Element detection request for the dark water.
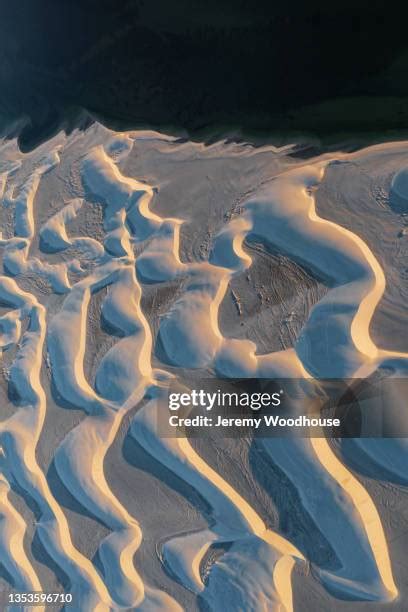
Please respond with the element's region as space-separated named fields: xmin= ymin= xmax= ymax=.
xmin=1 ymin=0 xmax=407 ymax=150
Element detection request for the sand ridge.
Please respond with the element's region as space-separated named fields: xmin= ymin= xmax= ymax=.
xmin=0 ymin=125 xmax=407 ymax=609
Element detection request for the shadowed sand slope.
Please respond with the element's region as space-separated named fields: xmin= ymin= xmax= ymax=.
xmin=0 ymin=124 xmax=407 ymax=610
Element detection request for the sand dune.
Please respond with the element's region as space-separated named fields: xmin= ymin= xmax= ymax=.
xmin=0 ymin=123 xmax=407 ymax=610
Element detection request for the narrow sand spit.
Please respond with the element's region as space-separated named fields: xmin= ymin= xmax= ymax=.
xmin=0 ymin=124 xmax=407 ymax=610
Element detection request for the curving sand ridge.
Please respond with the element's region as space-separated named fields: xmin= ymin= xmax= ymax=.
xmin=39 ymin=134 xmax=306 ymax=610
xmin=46 ymin=148 xmax=182 ymax=608
xmin=82 ymin=145 xmax=161 ymax=242
xmin=0 ymin=475 xmax=43 ymax=610
xmin=241 ymin=163 xmax=384 ymax=376
xmin=0 ymin=133 xmax=182 ymax=609
xmin=0 ymin=124 xmax=407 ymax=609
xmin=7 ymin=150 xmax=60 ymax=241
xmin=132 ymin=391 xmax=303 ymax=610
xmin=0 ymin=279 xmax=112 ymax=610
xmin=49 ymin=281 xmax=149 ymax=605
xmin=39 ymin=197 xmax=105 ymax=262
xmin=0 ymin=149 xmax=97 ymax=295
xmin=149 ymin=157 xmax=403 ymax=603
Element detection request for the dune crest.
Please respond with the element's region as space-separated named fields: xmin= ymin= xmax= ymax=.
xmin=0 ymin=124 xmax=407 ymax=609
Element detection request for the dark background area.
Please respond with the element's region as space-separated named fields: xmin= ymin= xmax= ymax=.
xmin=1 ymin=0 xmax=407 ymax=149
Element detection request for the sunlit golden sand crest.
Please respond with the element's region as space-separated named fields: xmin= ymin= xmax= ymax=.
xmin=0 ymin=124 xmax=406 ymax=609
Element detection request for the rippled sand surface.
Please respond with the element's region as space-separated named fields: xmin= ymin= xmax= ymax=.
xmin=0 ymin=124 xmax=407 ymax=610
